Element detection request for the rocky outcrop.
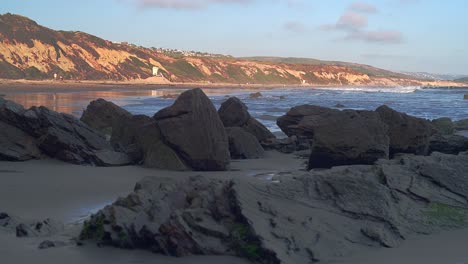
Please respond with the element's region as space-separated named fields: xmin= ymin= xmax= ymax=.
xmin=431 ymin=117 xmax=454 ymax=135
xmin=278 ymin=105 xmax=389 ymax=168
xmin=0 ymin=121 xmax=41 ymax=161
xmin=430 ymin=134 xmax=468 ymax=154
xmin=111 ymin=115 xmax=188 ymax=170
xmin=454 ymin=119 xmax=468 ymax=131
xmin=376 ymin=105 xmax=435 ymax=156
xmin=226 ymin=127 xmax=265 ymax=159
xmin=154 ymin=88 xmax=230 ymax=171
xmin=218 ymin=97 xmax=275 ymax=142
xmin=82 ymin=152 xmax=468 ymax=263
xmin=0 ymin=98 xmax=130 ymax=166
xmin=81 ymin=99 xmax=132 ymax=135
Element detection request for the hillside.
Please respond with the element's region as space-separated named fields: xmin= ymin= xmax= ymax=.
xmin=455 ymin=77 xmax=468 ymax=83
xmin=0 ymin=13 xmax=461 ymax=86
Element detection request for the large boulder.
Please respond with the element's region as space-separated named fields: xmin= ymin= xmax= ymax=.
xmin=278 ymin=105 xmax=389 ymax=168
xmin=218 ymin=97 xmax=275 ymax=142
xmin=376 ymin=105 xmax=435 ymax=156
xmin=111 ymin=115 xmax=188 ymax=170
xmin=0 ymin=98 xmax=129 ymax=166
xmin=82 ymin=153 xmax=468 ymax=263
xmin=226 ymin=127 xmax=265 ymax=159
xmin=0 ymin=121 xmax=41 ymax=161
xmin=154 ymin=88 xmax=230 ymax=171
xmin=431 ymin=117 xmax=454 ymax=135
xmin=429 ymin=134 xmax=468 ymax=154
xmin=81 ymin=99 xmax=132 ymax=135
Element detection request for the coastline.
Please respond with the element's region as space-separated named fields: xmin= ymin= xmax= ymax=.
xmin=0 ymin=78 xmax=467 ymax=94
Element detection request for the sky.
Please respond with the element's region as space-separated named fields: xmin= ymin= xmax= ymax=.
xmin=1 ymin=0 xmax=468 ymax=74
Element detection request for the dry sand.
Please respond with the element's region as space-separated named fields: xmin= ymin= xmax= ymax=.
xmin=1 ymin=150 xmax=468 ymax=264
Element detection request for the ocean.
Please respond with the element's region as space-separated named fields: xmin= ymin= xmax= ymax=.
xmin=5 ymin=86 xmax=468 ymax=135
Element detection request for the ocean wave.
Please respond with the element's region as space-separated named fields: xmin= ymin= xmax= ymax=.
xmin=314 ymin=86 xmax=423 ymax=94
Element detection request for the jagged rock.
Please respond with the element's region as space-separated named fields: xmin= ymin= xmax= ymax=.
xmin=154 ymin=88 xmax=230 ymax=171
xmin=0 ymin=98 xmax=129 ymax=166
xmin=454 ymin=119 xmax=468 ymax=131
xmin=16 ymin=219 xmax=62 ymax=238
xmin=111 ymin=115 xmax=188 ymax=170
xmin=376 ymin=105 xmax=435 ymax=156
xmin=431 ymin=117 xmax=454 ymax=135
xmin=226 ymin=127 xmax=265 ymax=159
xmin=335 ymin=103 xmax=345 ymax=108
xmin=0 ymin=121 xmax=41 ymax=161
xmin=38 ymin=240 xmax=67 ymax=249
xmin=0 ymin=212 xmax=13 ymax=228
xmin=80 ymin=99 xmax=132 ymax=135
xmin=82 ymin=153 xmax=468 ymax=263
xmin=429 ymin=134 xmax=468 ymax=154
xmin=218 ymin=97 xmax=275 ymax=142
xmin=278 ymin=105 xmax=389 ymax=168
xmin=261 ymin=136 xmax=310 ymax=154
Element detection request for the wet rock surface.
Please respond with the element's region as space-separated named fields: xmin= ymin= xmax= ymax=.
xmin=81 ymin=152 xmax=468 ymax=263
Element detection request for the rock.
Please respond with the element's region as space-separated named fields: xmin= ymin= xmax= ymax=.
xmin=154 ymin=88 xmax=230 ymax=171
xmin=218 ymin=97 xmax=275 ymax=142
xmin=278 ymin=105 xmax=389 ymax=168
xmin=0 ymin=212 xmax=12 ymax=227
xmin=261 ymin=136 xmax=310 ymax=154
xmin=94 ymin=150 xmax=132 ymax=166
xmin=38 ymin=240 xmax=67 ymax=249
xmin=429 ymin=134 xmax=468 ymax=154
xmin=81 ymin=98 xmax=132 ymax=135
xmin=376 ymin=105 xmax=435 ymax=156
xmin=0 ymin=121 xmax=41 ymax=161
xmin=226 ymin=127 xmax=265 ymax=159
xmin=249 ymin=92 xmax=263 ymax=99
xmin=431 ymin=117 xmax=454 ymax=135
xmin=464 ymin=94 xmax=468 ymax=100
xmin=454 ymin=119 xmax=468 ymax=131
xmin=82 ymin=153 xmax=468 ymax=263
xmin=0 ymin=98 xmax=130 ymax=166
xmin=16 ymin=219 xmax=62 ymax=238
xmin=111 ymin=115 xmax=188 ymax=170
xmin=335 ymin=103 xmax=345 ymax=108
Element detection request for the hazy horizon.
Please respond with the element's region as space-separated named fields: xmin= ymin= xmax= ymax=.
xmin=1 ymin=0 xmax=467 ymax=75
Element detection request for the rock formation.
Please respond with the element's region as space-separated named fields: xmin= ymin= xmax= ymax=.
xmin=0 ymin=98 xmax=130 ymax=166
xmin=431 ymin=117 xmax=454 ymax=135
xmin=81 ymin=99 xmax=132 ymax=135
xmin=376 ymin=105 xmax=435 ymax=156
xmin=226 ymin=127 xmax=265 ymax=159
xmin=154 ymin=88 xmax=230 ymax=171
xmin=81 ymin=152 xmax=468 ymax=263
xmin=218 ymin=97 xmax=275 ymax=142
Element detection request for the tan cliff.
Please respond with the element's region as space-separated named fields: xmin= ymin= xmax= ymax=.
xmin=0 ymin=13 xmax=465 ymax=87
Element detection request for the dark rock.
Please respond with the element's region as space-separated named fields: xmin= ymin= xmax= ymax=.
xmin=82 ymin=153 xmax=468 ymax=263
xmin=249 ymin=92 xmax=263 ymax=99
xmin=81 ymin=98 xmax=132 ymax=135
xmin=154 ymin=88 xmax=230 ymax=171
xmin=431 ymin=117 xmax=454 ymax=135
xmin=429 ymin=134 xmax=468 ymax=154
xmin=278 ymin=105 xmax=389 ymax=168
xmin=38 ymin=240 xmax=56 ymax=249
xmin=0 ymin=121 xmax=41 ymax=161
xmin=218 ymin=97 xmax=275 ymax=142
xmin=226 ymin=127 xmax=264 ymax=159
xmin=454 ymin=119 xmax=468 ymax=131
xmin=261 ymin=136 xmax=310 ymax=154
xmin=464 ymin=94 xmax=468 ymax=100
xmin=0 ymin=98 xmax=130 ymax=166
xmin=111 ymin=115 xmax=188 ymax=170
xmin=15 ymin=219 xmax=62 ymax=238
xmin=0 ymin=212 xmax=12 ymax=228
xmin=335 ymin=103 xmax=345 ymax=108
xmin=376 ymin=105 xmax=435 ymax=156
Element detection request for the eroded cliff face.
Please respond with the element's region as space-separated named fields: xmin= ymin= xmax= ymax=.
xmin=0 ymin=13 xmax=458 ymax=86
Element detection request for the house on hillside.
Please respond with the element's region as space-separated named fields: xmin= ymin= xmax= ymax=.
xmin=152 ymin=66 xmax=159 ymax=76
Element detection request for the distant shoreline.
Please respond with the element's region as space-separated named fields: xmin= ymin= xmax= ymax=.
xmin=0 ymin=78 xmax=466 ymax=94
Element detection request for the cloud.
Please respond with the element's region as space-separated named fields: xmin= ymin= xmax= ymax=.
xmin=321 ymin=12 xmax=367 ymax=31
xmin=345 ymin=30 xmax=403 ymax=43
xmin=283 ymin=21 xmax=306 ymax=33
xmin=348 ymin=2 xmax=378 ymax=13
xmin=130 ymin=0 xmax=253 ymax=9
